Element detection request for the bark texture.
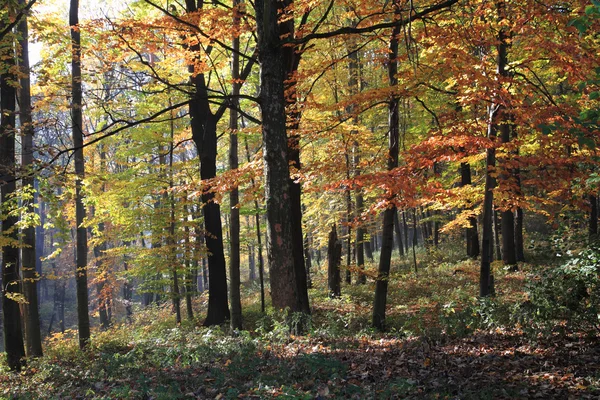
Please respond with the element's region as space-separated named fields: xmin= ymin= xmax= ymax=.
xmin=70 ymin=0 xmax=91 ymax=348
xmin=18 ymin=1 xmax=43 ymax=357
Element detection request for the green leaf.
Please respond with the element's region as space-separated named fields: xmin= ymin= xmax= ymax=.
xmin=590 ymin=91 xmax=600 ymax=100
xmin=585 ymin=5 xmax=596 ymax=15
xmin=578 ymin=135 xmax=596 ymax=150
xmin=538 ymin=123 xmax=553 ymax=135
xmin=569 ymin=17 xmax=589 ymax=34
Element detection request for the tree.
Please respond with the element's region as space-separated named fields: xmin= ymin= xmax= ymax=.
xmin=255 ymin=0 xmax=307 ymax=313
xmin=70 ymin=0 xmax=91 ymax=348
xmin=372 ymin=2 xmax=401 ymax=330
xmin=17 ymin=0 xmax=43 ymax=357
xmin=228 ymin=0 xmax=243 ymax=331
xmin=1 ymin=19 xmax=26 ymax=370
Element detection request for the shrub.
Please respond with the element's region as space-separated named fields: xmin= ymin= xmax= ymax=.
xmin=516 ymin=246 xmax=600 ymax=336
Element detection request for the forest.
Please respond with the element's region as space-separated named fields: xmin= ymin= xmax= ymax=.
xmin=1 ymin=0 xmax=600 ymax=397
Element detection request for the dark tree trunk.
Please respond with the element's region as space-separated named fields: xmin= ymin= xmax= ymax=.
xmin=167 ymin=114 xmax=181 ymax=326
xmin=500 ymin=122 xmax=516 ymax=266
xmin=70 ymin=0 xmax=91 ymax=349
xmin=18 ymin=2 xmax=43 ymax=357
xmin=94 ymin=227 xmax=110 ymax=329
xmin=513 ymin=133 xmax=525 ymax=262
xmin=481 ymin=0 xmax=509 ymax=297
xmin=283 ymin=25 xmax=311 ymax=317
xmin=590 ymin=195 xmax=598 ymax=238
xmin=256 ymin=0 xmax=306 ymax=313
xmin=494 ymin=208 xmax=502 ymax=261
xmin=35 ymin=191 xmax=45 ymax=302
xmin=364 ymin=233 xmax=373 ymax=261
xmin=327 ymin=225 xmax=342 ymax=298
xmin=460 ymin=162 xmax=480 ymax=258
xmin=229 ymin=5 xmax=243 ymax=330
xmin=412 ymin=209 xmax=418 ymax=275
xmin=93 ymin=148 xmax=110 ymax=330
xmin=122 ymin=252 xmax=133 ymax=322
xmin=373 ymin=10 xmax=400 ymax=331
xmin=1 ymin=37 xmax=26 ymax=370
xmin=183 ymin=203 xmax=194 ymax=321
xmin=304 ymin=234 xmax=313 ymax=289
xmin=480 ymin=144 xmax=496 ymax=297
xmin=184 ymin=0 xmax=230 ymax=326
xmin=402 ymin=211 xmax=410 ymax=253
xmin=515 ymin=207 xmax=525 ymax=261
xmin=345 ymin=189 xmax=353 ymax=285
xmin=394 ymin=211 xmax=404 ymax=256
xmin=244 ymin=138 xmax=266 ymax=313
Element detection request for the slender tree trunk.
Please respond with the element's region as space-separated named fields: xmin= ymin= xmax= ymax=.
xmin=500 ymin=125 xmax=516 ymax=266
xmin=412 ymin=209 xmax=418 ymax=275
xmin=244 ymin=138 xmax=266 ymax=313
xmin=590 ymin=194 xmax=598 ymax=238
xmin=513 ymin=133 xmax=525 ymax=262
xmin=494 ymin=208 xmax=502 ymax=261
xmin=481 ymin=0 xmax=510 ymax=296
xmin=35 ymin=189 xmax=45 ymax=302
xmin=93 ymin=146 xmax=110 ymax=330
xmin=122 ymin=242 xmax=133 ymax=322
xmin=402 ymin=211 xmax=410 ymax=253
xmin=364 ymin=233 xmax=374 ymax=261
xmin=228 ymin=3 xmax=243 ymax=330
xmin=515 ymin=207 xmax=525 ymax=261
xmin=1 ymin=35 xmax=25 ymax=370
xmin=70 ymin=0 xmax=91 ymax=349
xmin=184 ymin=0 xmax=230 ymax=326
xmin=373 ymin=9 xmax=400 ymax=331
xmin=168 ymin=117 xmax=181 ymax=325
xmin=304 ymin=234 xmax=313 ymax=289
xmin=394 ymin=211 xmax=404 ymax=256
xmin=18 ymin=3 xmax=42 ymax=357
xmin=327 ymin=225 xmax=342 ymax=298
xmin=460 ymin=162 xmax=480 ymax=258
xmin=345 ymin=187 xmax=353 ymax=284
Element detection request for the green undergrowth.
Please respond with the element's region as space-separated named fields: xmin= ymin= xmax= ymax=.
xmin=2 ymin=239 xmax=600 ymax=398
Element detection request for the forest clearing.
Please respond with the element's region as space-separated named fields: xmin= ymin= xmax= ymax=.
xmin=1 ymin=0 xmax=600 ymax=398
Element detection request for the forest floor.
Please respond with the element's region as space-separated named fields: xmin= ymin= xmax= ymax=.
xmin=2 ymin=244 xmax=600 ymax=399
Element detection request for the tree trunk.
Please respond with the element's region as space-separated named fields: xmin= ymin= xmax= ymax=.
xmin=70 ymin=0 xmax=91 ymax=349
xmin=394 ymin=211 xmax=404 ymax=256
xmin=18 ymin=2 xmax=43 ymax=357
xmin=244 ymin=138 xmax=266 ymax=313
xmin=494 ymin=208 xmax=502 ymax=261
xmin=304 ymin=234 xmax=313 ymax=289
xmin=184 ymin=0 xmax=230 ymax=326
xmin=183 ymin=203 xmax=194 ymax=321
xmin=256 ymin=0 xmax=306 ymax=314
xmin=590 ymin=194 xmax=598 ymax=238
xmin=345 ymin=188 xmax=353 ymax=285
xmin=364 ymin=233 xmax=374 ymax=261
xmin=93 ymin=146 xmax=110 ymax=330
xmin=228 ymin=4 xmax=243 ymax=330
xmin=481 ymin=0 xmax=510 ymax=296
xmin=402 ymin=211 xmax=410 ymax=253
xmin=500 ymin=124 xmax=516 ymax=266
xmin=327 ymin=225 xmax=342 ymax=298
xmin=412 ymin=209 xmax=418 ymax=276
xmin=460 ymin=162 xmax=480 ymax=258
xmin=122 ymin=249 xmax=133 ymax=322
xmin=1 ymin=36 xmax=26 ymax=370
xmin=373 ymin=10 xmax=400 ymax=331
xmin=282 ymin=24 xmax=311 ymax=317
xmin=35 ymin=190 xmax=46 ymax=302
